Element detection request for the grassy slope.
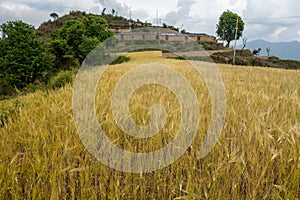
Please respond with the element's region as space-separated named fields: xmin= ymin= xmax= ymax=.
xmin=0 ymin=52 xmax=299 ymax=199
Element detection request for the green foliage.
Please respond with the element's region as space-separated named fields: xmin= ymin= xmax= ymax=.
xmin=50 ymin=15 xmax=114 ymax=69
xmin=216 ymin=10 xmax=245 ymax=47
xmin=0 ymin=79 xmax=16 ymax=97
xmin=111 ymin=55 xmax=130 ymax=65
xmin=0 ymin=20 xmax=53 ymax=89
xmin=22 ymin=83 xmax=46 ymax=94
xmin=57 ymin=20 xmax=82 ymax=40
xmin=200 ymin=42 xmax=226 ymax=50
xmin=36 ymin=11 xmax=143 ymax=43
xmin=78 ymin=36 xmax=100 ymax=61
xmin=64 ymin=21 xmax=85 ymax=60
xmin=50 ymin=13 xmax=59 ymax=21
xmin=49 ymin=39 xmax=70 ymax=67
xmin=101 ymin=8 xmax=106 ymax=15
xmin=253 ymin=48 xmax=262 ymax=56
xmin=82 ymin=15 xmax=108 ymax=39
xmin=48 ymin=70 xmax=74 ymax=89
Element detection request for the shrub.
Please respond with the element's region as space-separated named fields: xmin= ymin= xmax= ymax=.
xmin=48 ymin=70 xmax=74 ymax=89
xmin=22 ymin=83 xmax=47 ymax=94
xmin=268 ymin=56 xmax=279 ymax=60
xmin=111 ymin=55 xmax=130 ymax=65
xmin=0 ymin=80 xmax=16 ymax=98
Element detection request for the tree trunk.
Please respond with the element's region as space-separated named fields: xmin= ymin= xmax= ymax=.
xmin=226 ymin=40 xmax=231 ymax=48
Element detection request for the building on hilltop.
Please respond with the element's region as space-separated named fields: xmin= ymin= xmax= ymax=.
xmin=187 ymin=33 xmax=217 ymax=43
xmin=115 ymin=31 xmax=217 ymax=43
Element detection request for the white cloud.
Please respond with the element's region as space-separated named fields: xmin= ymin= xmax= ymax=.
xmin=94 ymin=0 xmax=130 ymax=16
xmin=242 ymin=0 xmax=300 ymax=41
xmin=165 ymin=0 xmax=196 ymax=25
xmin=0 ymin=2 xmax=49 ymax=26
xmin=0 ymin=0 xmax=300 ymax=42
xmin=131 ymin=9 xmax=149 ymax=20
xmin=269 ymin=27 xmax=288 ymax=41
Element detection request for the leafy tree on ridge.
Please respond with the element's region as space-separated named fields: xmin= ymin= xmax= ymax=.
xmin=216 ymin=10 xmax=245 ymax=47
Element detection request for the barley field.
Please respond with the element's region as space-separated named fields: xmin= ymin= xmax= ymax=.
xmin=0 ymin=51 xmax=299 ymax=199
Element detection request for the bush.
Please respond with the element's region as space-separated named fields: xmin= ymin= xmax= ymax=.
xmin=111 ymin=55 xmax=130 ymax=65
xmin=0 ymin=80 xmax=16 ymax=98
xmin=22 ymin=83 xmax=47 ymax=94
xmin=48 ymin=70 xmax=74 ymax=89
xmin=200 ymin=42 xmax=225 ymax=50
xmin=268 ymin=56 xmax=279 ymax=60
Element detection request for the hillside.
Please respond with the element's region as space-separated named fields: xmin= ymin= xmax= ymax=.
xmin=36 ymin=11 xmax=86 ymax=43
xmin=1 ymin=52 xmax=299 ymax=199
xmin=36 ymin=11 xmax=145 ymax=43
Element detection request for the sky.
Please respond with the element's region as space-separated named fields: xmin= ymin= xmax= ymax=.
xmin=1 ymin=0 xmax=300 ymax=43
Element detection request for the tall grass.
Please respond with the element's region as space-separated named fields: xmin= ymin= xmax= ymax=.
xmin=0 ymin=52 xmax=299 ymax=199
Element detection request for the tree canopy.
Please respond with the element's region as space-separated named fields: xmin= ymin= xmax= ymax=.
xmin=50 ymin=14 xmax=114 ymax=69
xmin=0 ymin=21 xmax=52 ymax=89
xmin=50 ymin=13 xmax=59 ymax=21
xmin=216 ymin=10 xmax=245 ymax=47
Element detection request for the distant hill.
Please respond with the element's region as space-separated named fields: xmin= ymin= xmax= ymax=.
xmin=240 ymin=39 xmax=300 ymax=61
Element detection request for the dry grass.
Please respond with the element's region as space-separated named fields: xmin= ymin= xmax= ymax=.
xmin=0 ymin=51 xmax=299 ymax=199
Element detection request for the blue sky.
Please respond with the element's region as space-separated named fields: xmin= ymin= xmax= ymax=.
xmin=1 ymin=0 xmax=300 ymax=43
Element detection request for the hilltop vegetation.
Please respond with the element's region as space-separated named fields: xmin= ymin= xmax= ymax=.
xmin=36 ymin=11 xmax=87 ymax=43
xmin=36 ymin=10 xmax=146 ymax=43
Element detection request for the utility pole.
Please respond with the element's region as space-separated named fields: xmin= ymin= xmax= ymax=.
xmin=156 ymin=10 xmax=160 ymax=44
xmin=233 ymin=17 xmax=238 ymax=65
xmin=129 ymin=10 xmax=132 ymax=30
xmin=156 ymin=10 xmax=159 ymax=26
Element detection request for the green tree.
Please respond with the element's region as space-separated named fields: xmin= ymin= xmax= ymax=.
xmin=216 ymin=10 xmax=245 ymax=47
xmin=49 ymin=39 xmax=70 ymax=68
xmin=65 ymin=21 xmax=85 ymax=60
xmin=57 ymin=20 xmax=80 ymax=40
xmin=78 ymin=36 xmax=100 ymax=62
xmin=50 ymin=12 xmax=59 ymax=21
xmin=51 ymin=15 xmax=114 ymax=66
xmin=101 ymin=8 xmax=106 ymax=15
xmin=82 ymin=14 xmax=112 ymax=41
xmin=253 ymin=48 xmax=261 ymax=56
xmin=0 ymin=21 xmax=52 ymax=89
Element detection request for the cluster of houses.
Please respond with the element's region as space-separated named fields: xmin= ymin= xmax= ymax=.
xmin=108 ymin=26 xmax=217 ymax=43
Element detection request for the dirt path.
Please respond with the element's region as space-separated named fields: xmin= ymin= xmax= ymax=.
xmin=163 ymin=49 xmax=233 ymax=58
